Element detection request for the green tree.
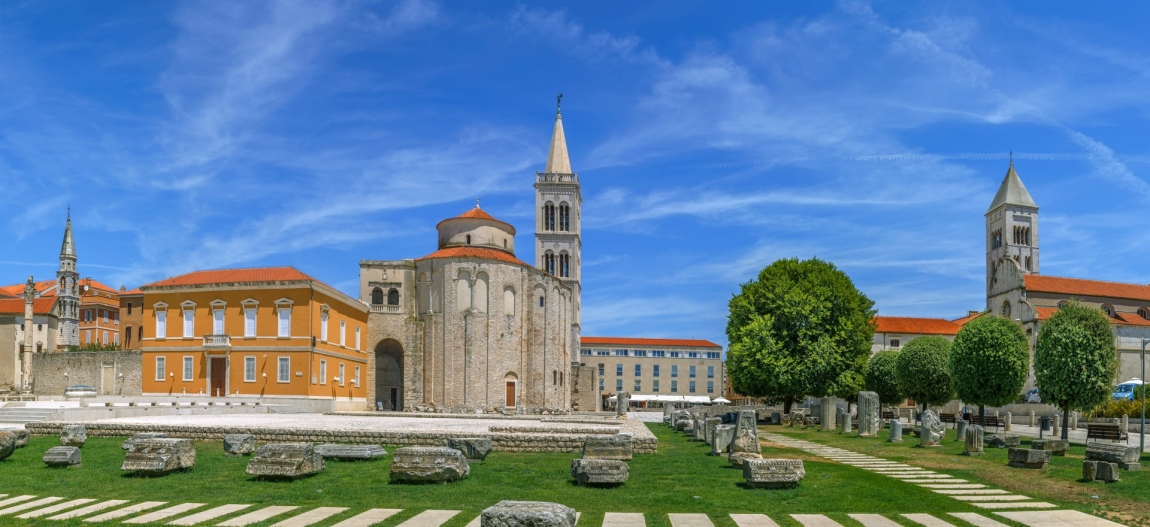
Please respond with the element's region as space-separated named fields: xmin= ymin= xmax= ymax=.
xmin=894 ymin=336 xmax=954 ymax=413
xmin=1034 ymin=302 xmax=1117 ymax=440
xmin=726 ymin=258 xmax=876 ymax=413
xmin=866 ymin=350 xmax=903 ymax=406
xmin=831 ymin=364 xmax=868 ymax=414
xmin=950 ymin=314 xmax=1030 ymax=421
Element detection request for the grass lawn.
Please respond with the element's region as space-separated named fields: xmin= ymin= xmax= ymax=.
xmin=0 ymin=424 xmax=1006 ymax=527
xmin=769 ymin=425 xmax=1150 ymax=526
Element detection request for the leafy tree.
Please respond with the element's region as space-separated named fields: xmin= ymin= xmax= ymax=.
xmin=831 ymin=364 xmax=867 ymax=414
xmin=1034 ymin=302 xmax=1117 ymax=440
xmin=894 ymin=336 xmax=954 ymax=413
xmin=71 ymin=343 xmax=122 ymax=352
xmin=726 ymin=257 xmax=876 ymax=413
xmin=950 ymin=314 xmax=1029 ymax=421
xmin=866 ymin=350 xmax=903 ymax=406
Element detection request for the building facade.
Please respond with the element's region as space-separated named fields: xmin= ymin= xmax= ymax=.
xmin=138 ymin=267 xmax=369 ymax=403
xmin=579 ymin=337 xmax=724 ymax=403
xmin=870 ymin=314 xmax=979 ymax=352
xmin=120 ymin=288 xmax=144 ymax=350
xmin=77 ymin=278 xmax=121 ymax=348
xmin=0 ymin=279 xmax=58 ymax=392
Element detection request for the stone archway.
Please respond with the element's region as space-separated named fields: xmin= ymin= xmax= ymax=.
xmin=375 ymin=339 xmax=404 ymax=411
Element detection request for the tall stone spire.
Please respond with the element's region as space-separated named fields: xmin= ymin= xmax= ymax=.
xmin=544 ymin=95 xmax=572 ymax=174
xmin=987 ymin=158 xmax=1037 ymax=213
xmin=985 ymin=159 xmax=1039 ymax=296
xmin=56 ymin=213 xmax=79 ymax=348
xmin=60 ymin=212 xmax=76 ymax=258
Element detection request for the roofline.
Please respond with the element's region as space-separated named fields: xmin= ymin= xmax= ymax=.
xmin=580 ymin=336 xmax=722 ymax=349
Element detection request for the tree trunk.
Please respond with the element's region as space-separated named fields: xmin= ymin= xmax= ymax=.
xmin=783 ymin=395 xmax=794 ymax=415
xmin=979 ymin=404 xmax=985 ymax=426
xmin=922 ymin=401 xmax=928 ymax=414
xmin=1062 ymin=403 xmax=1070 ymax=440
xmin=847 ymin=400 xmax=853 ymax=415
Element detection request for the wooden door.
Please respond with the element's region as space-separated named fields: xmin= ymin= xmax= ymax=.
xmin=210 ymin=358 xmax=227 ymax=397
xmin=505 ymin=382 xmax=516 ymax=408
xmin=100 ymin=366 xmax=115 ymax=395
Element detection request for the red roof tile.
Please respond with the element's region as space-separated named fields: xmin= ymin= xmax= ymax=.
xmin=142 ymin=267 xmax=314 ymax=288
xmin=0 ymin=280 xmax=57 ymax=297
xmin=436 ymin=207 xmax=516 ymax=234
xmin=873 ymin=316 xmax=963 ymax=335
xmin=416 ymin=246 xmax=530 ymax=267
xmin=120 ymin=288 xmax=142 ymax=296
xmin=1025 ymin=275 xmax=1150 ymax=303
xmin=581 ymin=336 xmax=722 ymax=349
xmin=1034 ymin=306 xmax=1059 ymax=321
xmin=0 ymin=298 xmax=56 ymax=315
xmin=1115 ymin=312 xmax=1150 ymax=327
xmin=950 ymin=312 xmax=983 ymax=326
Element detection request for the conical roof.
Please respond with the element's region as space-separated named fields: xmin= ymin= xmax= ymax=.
xmin=544 ymin=109 xmax=572 ymax=174
xmin=60 ymin=214 xmax=76 ymax=258
xmin=987 ymin=161 xmax=1037 ymax=213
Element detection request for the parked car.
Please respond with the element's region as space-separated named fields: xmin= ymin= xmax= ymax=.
xmin=1024 ymin=388 xmax=1041 ymax=403
xmin=1112 ymin=378 xmax=1145 ymax=401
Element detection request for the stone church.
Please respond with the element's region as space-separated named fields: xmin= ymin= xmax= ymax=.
xmin=359 ymin=104 xmax=582 ymax=413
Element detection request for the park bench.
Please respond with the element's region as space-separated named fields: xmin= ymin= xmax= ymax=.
xmin=881 ymin=410 xmax=896 ymax=420
xmin=972 ymin=415 xmax=1004 ymax=434
xmin=940 ymin=413 xmax=958 ymax=427
xmin=1086 ymin=423 xmax=1129 ymax=444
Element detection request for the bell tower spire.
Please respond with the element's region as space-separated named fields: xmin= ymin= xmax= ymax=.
xmin=986 ymin=158 xmax=1039 ymax=295
xmin=535 ymin=96 xmax=582 ymax=350
xmin=56 ymin=212 xmax=80 ymax=348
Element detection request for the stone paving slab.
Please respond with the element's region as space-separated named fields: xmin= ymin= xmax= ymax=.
xmin=0 ymin=497 xmax=64 ymax=516
xmin=123 ymin=503 xmax=206 ymax=524
xmin=971 ymin=503 xmax=1057 ymax=510
xmin=273 ymin=507 xmax=354 ymax=527
xmin=218 ymin=505 xmax=300 ymax=526
xmin=996 ymin=510 xmax=1126 ymax=527
xmin=791 ymin=514 xmax=844 ymax=527
xmin=947 ymin=513 xmax=1010 ymax=527
xmin=394 ymin=509 xmax=461 ymax=527
xmin=730 ymin=514 xmax=780 ymax=527
xmin=0 ymin=496 xmax=37 ymax=509
xmin=847 ymin=514 xmax=902 ymax=527
xmin=933 ymin=490 xmax=1010 ymax=495
xmin=16 ymin=498 xmax=96 ymax=518
xmin=47 ymin=499 xmax=129 ymax=520
xmin=902 ymin=513 xmax=956 ymax=527
xmin=326 ymin=508 xmax=402 ymax=527
xmin=669 ymin=513 xmax=715 ymax=527
xmin=167 ymin=503 xmax=251 ymax=525
xmin=605 ymin=512 xmax=647 ymax=527
xmin=951 ymin=496 xmax=1032 ymax=502
xmin=920 ymin=484 xmax=988 ymax=489
xmin=903 ymin=479 xmax=968 ymax=484
xmin=84 ymin=501 xmax=168 ymax=522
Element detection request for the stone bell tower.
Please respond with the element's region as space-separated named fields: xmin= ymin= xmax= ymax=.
xmin=534 ymin=95 xmax=582 ymax=346
xmin=57 ymin=213 xmax=80 ymax=348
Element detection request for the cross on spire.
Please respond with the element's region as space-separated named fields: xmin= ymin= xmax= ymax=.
xmin=556 ymin=93 xmax=563 ymax=116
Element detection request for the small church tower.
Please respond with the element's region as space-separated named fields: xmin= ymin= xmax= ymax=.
xmin=57 ymin=213 xmax=80 ymax=348
xmin=986 ymin=158 xmax=1039 ymax=293
xmin=535 ymin=95 xmax=582 ymax=343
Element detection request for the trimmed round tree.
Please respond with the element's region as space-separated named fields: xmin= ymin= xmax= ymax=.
xmin=1034 ymin=302 xmax=1117 ymax=440
xmin=726 ymin=257 xmax=876 ymax=413
xmin=866 ymin=350 xmax=903 ymax=407
xmin=894 ymin=336 xmax=954 ymax=413
xmin=949 ymin=314 xmax=1029 ymax=421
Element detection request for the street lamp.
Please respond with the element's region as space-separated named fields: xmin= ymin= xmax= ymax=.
xmin=1142 ymin=338 xmax=1147 ymax=454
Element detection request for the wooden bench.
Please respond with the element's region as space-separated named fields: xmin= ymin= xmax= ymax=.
xmin=973 ymin=415 xmax=1004 ymax=434
xmin=1086 ymin=423 xmax=1129 ymax=444
xmin=881 ymin=410 xmax=896 ymax=420
xmin=940 ymin=413 xmax=958 ymax=427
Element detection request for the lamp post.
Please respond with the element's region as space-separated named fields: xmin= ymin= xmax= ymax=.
xmin=1142 ymin=338 xmax=1147 ymax=454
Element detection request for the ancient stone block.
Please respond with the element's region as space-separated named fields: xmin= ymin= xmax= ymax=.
xmin=1085 ymin=443 xmax=1140 ymax=464
xmin=1118 ymin=462 xmax=1141 ymax=471
xmin=481 ymin=500 xmax=577 ymax=527
xmin=985 ymin=434 xmax=1021 ymax=448
xmin=743 ymin=458 xmax=805 ymax=489
xmin=122 ymin=438 xmax=196 ymax=476
xmin=918 ymin=410 xmax=943 ymax=447
xmin=1082 ymin=460 xmax=1098 ymax=481
xmin=840 ymin=412 xmax=852 ymax=434
xmin=820 ymin=397 xmax=835 ymax=431
xmin=60 ymin=424 xmax=87 ymax=447
xmin=963 ymin=425 xmax=983 ymax=456
xmin=389 ymin=446 xmax=469 ymax=483
xmin=582 ymin=434 xmax=632 ymax=461
xmin=704 ymin=418 xmax=721 ymax=446
xmin=448 ymin=438 xmax=492 ymax=461
xmin=1031 ymin=439 xmax=1068 ymax=456
xmin=43 ymin=446 xmax=82 ymax=468
xmin=729 ymin=410 xmax=762 ymax=467
xmin=857 ymin=392 xmax=882 ymax=437
xmin=0 ymin=431 xmax=15 ymax=461
xmin=0 ymin=428 xmax=29 ymax=448
xmin=888 ymin=420 xmax=903 ymax=443
xmin=223 ymin=434 xmax=255 ymax=456
xmin=712 ymin=424 xmax=735 ymax=455
xmin=1007 ymin=447 xmax=1051 ymax=469
xmin=315 ymin=444 xmax=388 ymax=461
xmin=247 ymin=443 xmax=325 ymax=480
xmin=1096 ymin=461 xmax=1121 ymax=482
xmin=570 ymin=458 xmax=628 ymax=486
xmin=122 ymin=433 xmax=167 ymax=450
xmin=790 ymin=410 xmax=804 ymax=427
xmin=770 ymin=412 xmax=781 ymax=424
xmin=616 ymin=392 xmax=630 ymax=418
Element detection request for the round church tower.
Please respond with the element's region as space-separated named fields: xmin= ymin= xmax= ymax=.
xmin=435 ymin=204 xmax=517 ymax=254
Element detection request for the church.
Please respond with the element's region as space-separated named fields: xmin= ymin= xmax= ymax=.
xmin=358 ymin=102 xmax=582 ymax=413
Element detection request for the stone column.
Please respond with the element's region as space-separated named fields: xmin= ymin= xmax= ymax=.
xmin=820 ymin=397 xmax=835 ymax=431
xmin=955 ymin=419 xmax=968 ymax=441
xmin=1071 ymin=412 xmax=1078 ymax=431
xmin=1005 ymin=412 xmax=1012 ymax=432
xmin=993 ymin=409 xmax=1000 ymax=417
xmin=888 ymin=420 xmax=903 ymax=442
xmin=857 ymin=392 xmax=881 ymax=437
xmin=1029 ymin=411 xmax=1035 ymax=427
xmin=841 ymin=412 xmax=852 ymax=434
xmin=1121 ymin=414 xmax=1129 ymax=435
xmin=1052 ymin=414 xmax=1060 ymax=431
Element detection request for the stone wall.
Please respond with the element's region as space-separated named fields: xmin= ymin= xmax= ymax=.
xmin=32 ymin=351 xmax=142 ymax=396
xmin=569 ymin=362 xmax=598 ymax=412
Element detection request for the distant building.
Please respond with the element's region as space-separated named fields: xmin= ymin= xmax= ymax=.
xmin=77 ymin=278 xmax=121 ymax=348
xmin=871 ymin=313 xmax=980 ymax=352
xmin=579 ymin=336 xmax=724 ymax=406
xmin=119 ymin=288 xmax=144 ymax=350
xmin=0 ymin=277 xmax=58 ymax=392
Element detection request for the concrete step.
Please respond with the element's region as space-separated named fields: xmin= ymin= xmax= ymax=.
xmin=268 ymin=405 xmax=312 ymax=414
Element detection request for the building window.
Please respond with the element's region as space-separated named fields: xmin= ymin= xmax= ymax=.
xmin=687 ymin=352 xmax=699 ymax=358
xmin=539 ymin=296 xmax=544 ymax=307
xmin=653 ymin=365 xmax=660 ymax=377
xmin=559 ymin=203 xmax=570 ymax=231
xmin=598 ymin=363 xmax=604 ymax=376
xmin=320 ymin=311 xmax=329 ymax=341
xmin=244 ymin=357 xmax=256 ymax=382
xmin=651 ymin=350 xmax=665 ymax=357
xmin=213 ymin=309 xmax=224 ymax=335
xmin=277 ymin=308 xmax=291 ymax=337
xmin=339 ymin=364 xmax=346 ymax=386
xmin=705 ymin=352 xmax=720 ymax=359
xmin=707 ymin=366 xmax=714 ymax=379
xmin=1001 ymin=300 xmax=1011 ymax=318
xmin=355 ymin=327 xmax=361 ymax=350
xmin=581 ymin=349 xmax=591 ymax=356
xmin=354 ymin=366 xmax=361 ymax=387
xmin=127 ymin=302 xmax=133 ymax=315
xmin=689 ymin=365 xmax=697 ymax=378
xmin=103 ymin=310 xmax=108 ymax=323
xmin=84 ymin=330 xmax=91 ymax=344
xmin=371 ymin=288 xmax=384 ymax=305
xmin=671 ymin=365 xmax=678 ymax=378
xmin=1025 ymin=256 xmax=1032 ymax=271
xmin=244 ymin=308 xmax=257 ymax=337
xmin=125 ymin=326 xmax=132 ymax=347
xmin=652 ymin=380 xmax=660 ymax=392
xmin=277 ymin=357 xmax=290 ymax=383
xmin=339 ymin=320 xmax=346 ymax=346
xmin=707 ymin=381 xmax=714 ymax=393
xmin=1102 ymin=305 xmax=1114 ymax=317
xmin=890 ymin=339 xmax=901 ymax=348
xmin=613 ymin=349 xmax=628 ymax=356
xmin=632 ymin=350 xmax=647 ymax=357
xmin=544 ymin=251 xmax=555 ymax=275
xmin=634 ymin=364 xmax=641 ymax=377
xmin=388 ymin=289 xmax=400 ymax=306
xmin=183 ymin=356 xmax=194 ymax=381
xmin=1139 ymin=308 xmax=1150 ymax=320
xmin=595 ymin=349 xmax=609 ymax=356
xmin=634 ymin=380 xmax=641 ymax=392
xmin=102 ymin=331 xmax=108 ymax=344
xmin=599 ymin=378 xmax=605 ymax=391
xmin=689 ymin=381 xmax=696 ymax=393
xmin=113 ymin=332 xmax=118 ymax=345
xmin=155 ymin=357 xmax=166 ymax=381
xmin=182 ymin=310 xmax=194 ymax=338
xmin=559 ymin=252 xmax=570 ymax=278
xmin=615 ymin=379 xmax=623 ymax=391
xmin=466 ymin=234 xmax=472 ymax=245
xmin=671 ymin=380 xmax=678 ymax=393
xmin=543 ymin=202 xmax=556 ymax=231
xmin=991 ymin=229 xmax=1003 ymax=249
xmin=320 ymin=360 xmax=327 ymax=384
xmin=669 ymin=351 xmax=681 ymax=358
xmin=616 ymin=364 xmax=623 ymax=376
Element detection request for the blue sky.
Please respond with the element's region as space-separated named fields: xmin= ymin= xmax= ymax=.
xmin=3 ymin=1 xmax=1150 ymax=348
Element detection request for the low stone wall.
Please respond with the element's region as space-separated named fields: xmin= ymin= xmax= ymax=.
xmin=32 ymin=351 xmax=143 ymax=396
xmin=488 ymin=425 xmax=621 ymax=435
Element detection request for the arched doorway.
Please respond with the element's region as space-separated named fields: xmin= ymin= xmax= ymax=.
xmin=504 ymin=371 xmax=518 ymax=409
xmin=375 ymin=339 xmax=404 ymax=411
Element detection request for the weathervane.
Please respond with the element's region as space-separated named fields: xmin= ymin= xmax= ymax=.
xmin=1009 ymin=150 xmax=1013 ymax=166
xmin=556 ymin=93 xmax=563 ymax=115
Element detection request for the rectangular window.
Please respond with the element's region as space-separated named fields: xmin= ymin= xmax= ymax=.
xmin=634 ymin=364 xmax=641 ymax=377
xmin=114 ymin=312 xmax=119 ymax=325
xmin=182 ymin=310 xmax=194 ymax=338
xmin=890 ymin=339 xmax=901 ymax=348
xmin=651 ymin=350 xmax=665 ymax=357
xmin=653 ymin=365 xmax=660 ymax=377
xmin=598 ymin=363 xmax=604 ymax=376
xmin=244 ymin=356 xmax=256 ymax=382
xmin=339 ymin=364 xmax=346 ymax=386
xmin=669 ymin=351 xmax=681 ymax=358
xmin=706 ymin=352 xmax=721 ymax=359
xmin=355 ymin=326 xmax=362 ymax=350
xmin=599 ymin=378 xmax=605 ymax=391
xmin=632 ymin=349 xmax=647 ymax=357
xmin=320 ymin=312 xmax=329 ymax=341
xmin=690 ymin=365 xmax=697 ymax=378
xmin=127 ymin=302 xmax=133 ymax=315
xmin=102 ymin=331 xmax=108 ymax=344
xmin=340 ymin=320 xmax=346 ymax=346
xmin=613 ymin=349 xmax=628 ymax=356
xmin=277 ymin=357 xmax=290 ymax=383
xmin=687 ymin=352 xmax=699 ymax=358
xmin=708 ymin=381 xmax=714 ymax=393
xmin=634 ymin=380 xmax=641 ymax=392
xmin=183 ymin=356 xmax=194 ymax=381
xmin=244 ymin=308 xmax=256 ymax=337
xmin=671 ymin=380 xmax=678 ymax=393
xmin=615 ymin=379 xmax=623 ymax=391
xmin=671 ymin=365 xmax=678 ymax=378
xmin=354 ymin=366 xmax=361 ymax=387
xmin=103 ymin=310 xmax=108 ymax=323
xmin=320 ymin=360 xmax=327 ymax=385
xmin=581 ymin=349 xmax=591 ymax=356
xmin=653 ymin=380 xmax=660 ymax=392
xmin=113 ymin=332 xmax=119 ymax=345
xmin=155 ymin=357 xmax=165 ymax=381
xmin=595 ymin=349 xmax=609 ymax=356
xmin=616 ymin=364 xmax=622 ymax=376
xmin=707 ymin=366 xmax=714 ymax=379
xmin=213 ymin=309 xmax=224 ymax=335
xmin=156 ymin=310 xmax=167 ymax=338
xmin=84 ymin=330 xmax=91 ymax=344
xmin=277 ymin=308 xmax=291 ymax=337
xmin=689 ymin=381 xmax=696 ymax=393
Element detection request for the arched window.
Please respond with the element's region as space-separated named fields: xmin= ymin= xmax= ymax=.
xmin=1000 ymin=300 xmax=1011 ymax=318
xmin=1057 ymin=301 xmax=1068 ymax=310
xmin=559 ymin=252 xmax=570 ymax=278
xmin=1101 ymin=305 xmax=1114 ymax=317
xmin=1139 ymin=308 xmax=1150 ymax=320
xmin=1024 ymin=256 xmax=1032 ymax=271
xmin=371 ymin=288 xmax=384 ymax=305
xmin=387 ymin=289 xmax=400 ymax=306
xmin=559 ymin=203 xmax=570 ymax=231
xmin=466 ymin=234 xmax=471 ymax=245
xmin=539 ymin=296 xmax=545 ymax=307
xmin=991 ymin=230 xmax=1003 ymax=249
xmin=543 ymin=202 xmax=556 ymax=231
xmin=544 ymin=251 xmax=555 ymax=275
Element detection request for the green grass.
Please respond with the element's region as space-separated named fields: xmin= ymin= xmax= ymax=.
xmin=0 ymin=425 xmax=1046 ymax=527
xmin=769 ymin=425 xmax=1150 ymax=526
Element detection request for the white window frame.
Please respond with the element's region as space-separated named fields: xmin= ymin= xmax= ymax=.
xmin=355 ymin=326 xmax=361 ymax=350
xmin=155 ymin=356 xmax=166 ymax=381
xmin=320 ymin=310 xmax=329 ymax=342
xmin=155 ymin=308 xmax=167 ymax=339
xmin=244 ymin=356 xmax=256 ymax=382
xmin=338 ymin=363 xmax=345 ymax=386
xmin=213 ymin=308 xmax=225 ymax=335
xmin=244 ymin=307 xmax=257 ymax=337
xmin=182 ymin=309 xmax=194 ymax=338
xmin=339 ymin=320 xmax=346 ymax=347
xmin=183 ymin=356 xmax=194 ymax=381
xmin=354 ymin=366 xmax=360 ymax=387
xmin=102 ymin=330 xmax=108 ymax=345
xmin=277 ymin=307 xmax=291 ymax=337
xmin=319 ymin=360 xmax=327 ymax=385
xmin=277 ymin=357 xmax=290 ymax=383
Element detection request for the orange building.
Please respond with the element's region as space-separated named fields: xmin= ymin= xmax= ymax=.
xmin=119 ymin=288 xmax=144 ymax=350
xmin=0 ymin=277 xmax=122 ymax=350
xmin=138 ymin=267 xmax=369 ymax=404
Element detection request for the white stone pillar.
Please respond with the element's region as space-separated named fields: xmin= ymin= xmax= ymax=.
xmin=1053 ymin=414 xmax=1060 ymax=431
xmin=1121 ymin=414 xmax=1129 ymax=434
xmin=1005 ymin=412 xmax=1012 ymax=432
xmin=1029 ymin=410 xmax=1035 ymax=427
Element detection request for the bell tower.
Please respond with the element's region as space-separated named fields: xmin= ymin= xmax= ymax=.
xmin=57 ymin=213 xmax=80 ymax=348
xmin=535 ymin=95 xmax=582 ymax=344
xmin=986 ymin=157 xmax=1039 ymax=293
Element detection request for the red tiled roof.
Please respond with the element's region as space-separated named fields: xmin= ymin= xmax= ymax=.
xmin=0 ymin=280 xmax=57 ymax=297
xmin=436 ymin=207 xmax=516 ymax=234
xmin=120 ymin=288 xmax=142 ymax=296
xmin=1115 ymin=312 xmax=1150 ymax=327
xmin=873 ymin=316 xmax=963 ymax=336
xmin=950 ymin=312 xmax=983 ymax=326
xmin=0 ymin=298 xmax=56 ymax=315
xmin=581 ymin=336 xmax=722 ymax=349
xmin=142 ymin=267 xmax=314 ymax=288
xmin=82 ymin=278 xmax=118 ymax=294
xmin=1025 ymin=275 xmax=1150 ymax=303
xmin=416 ymin=246 xmax=530 ymax=267
xmin=1034 ymin=306 xmax=1059 ymax=321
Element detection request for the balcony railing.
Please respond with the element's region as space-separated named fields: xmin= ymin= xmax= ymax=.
xmin=535 ymin=172 xmax=578 ymax=183
xmin=371 ymin=305 xmax=402 ymax=313
xmin=202 ymin=335 xmax=231 ymax=348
